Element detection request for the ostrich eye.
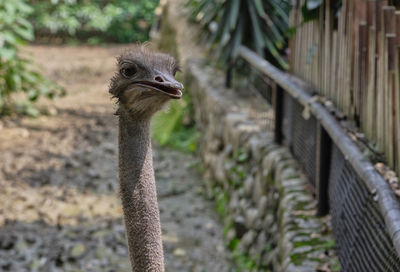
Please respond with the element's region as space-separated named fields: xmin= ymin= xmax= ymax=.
xmin=121 ymin=66 xmax=137 ymax=78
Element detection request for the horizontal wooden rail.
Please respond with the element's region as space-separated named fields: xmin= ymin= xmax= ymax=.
xmin=238 ymin=45 xmax=400 ymax=255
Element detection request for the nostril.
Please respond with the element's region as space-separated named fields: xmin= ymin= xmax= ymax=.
xmin=155 ymin=76 xmax=164 ymax=82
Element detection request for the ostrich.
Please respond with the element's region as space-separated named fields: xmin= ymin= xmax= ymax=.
xmin=109 ymin=46 xmax=183 ymax=271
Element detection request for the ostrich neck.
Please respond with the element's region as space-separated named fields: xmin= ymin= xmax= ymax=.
xmin=118 ymin=110 xmax=164 ymax=272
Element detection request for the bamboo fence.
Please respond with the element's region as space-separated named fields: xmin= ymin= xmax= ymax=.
xmin=290 ymin=0 xmax=400 ymax=173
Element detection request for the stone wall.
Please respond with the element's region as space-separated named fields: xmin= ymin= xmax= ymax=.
xmin=184 ymin=61 xmax=338 ymax=271
xmin=157 ymin=1 xmax=338 ymax=270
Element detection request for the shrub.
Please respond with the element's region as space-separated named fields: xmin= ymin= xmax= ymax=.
xmin=0 ymin=0 xmax=64 ymax=116
xmin=29 ymin=0 xmax=160 ymax=43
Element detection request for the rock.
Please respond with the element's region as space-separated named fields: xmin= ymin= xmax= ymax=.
xmin=226 ymin=229 xmax=236 ymax=242
xmin=279 ymin=167 xmax=299 ymax=181
xmin=214 ymin=154 xmax=226 ymax=183
xmin=257 ymin=196 xmax=268 ymax=216
xmin=286 ymin=262 xmax=321 ymax=272
xmin=61 ymin=205 xmax=81 ymax=217
xmin=239 ymin=198 xmax=250 ymax=213
xmin=70 ymin=243 xmax=86 ymax=259
xmin=238 ymin=230 xmax=256 ymax=252
xmin=291 ymin=245 xmax=313 ymax=256
xmin=95 ymin=247 xmax=109 ymax=259
xmin=248 ymin=135 xmax=262 ymax=162
xmin=208 ymin=138 xmax=222 ymax=153
xmin=16 ymin=241 xmax=28 ymax=254
xmin=252 ymin=175 xmax=263 ymax=204
xmin=244 ymin=176 xmax=254 ymax=196
xmin=294 ymin=217 xmax=322 ymax=230
xmin=237 ymin=123 xmax=258 ymax=146
xmin=173 ymin=248 xmax=186 ymax=256
xmin=228 ymin=192 xmax=239 ymax=211
xmin=244 ymin=208 xmax=259 ymax=229
xmin=261 ymin=247 xmax=277 ymax=267
xmin=281 ymin=178 xmax=306 ymax=191
xmin=263 ymin=214 xmax=275 ymax=229
xmin=88 ymin=168 xmax=100 ymax=178
xmin=237 ymin=187 xmax=245 ymax=198
xmin=203 ymin=152 xmax=215 ymax=166
xmin=223 ymin=113 xmax=247 ymax=143
xmin=254 ymin=232 xmax=267 ymax=255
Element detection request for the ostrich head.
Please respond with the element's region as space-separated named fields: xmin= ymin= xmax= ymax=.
xmin=110 ymin=46 xmax=183 ymax=118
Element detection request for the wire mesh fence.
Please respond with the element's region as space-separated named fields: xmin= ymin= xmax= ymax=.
xmin=329 ymin=144 xmax=400 ymax=272
xmin=235 ymin=45 xmax=400 ymax=271
xmin=282 ymin=91 xmax=317 ymax=185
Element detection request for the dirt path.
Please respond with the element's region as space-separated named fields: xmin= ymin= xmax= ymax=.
xmin=0 ymin=45 xmax=229 ymax=272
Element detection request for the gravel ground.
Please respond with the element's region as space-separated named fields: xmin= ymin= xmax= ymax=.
xmin=0 ymin=45 xmax=229 ymax=272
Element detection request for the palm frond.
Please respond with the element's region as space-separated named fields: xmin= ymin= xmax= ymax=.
xmin=187 ymin=0 xmax=291 ymax=69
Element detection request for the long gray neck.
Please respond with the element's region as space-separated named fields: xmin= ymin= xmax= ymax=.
xmin=118 ymin=109 xmax=164 ymax=272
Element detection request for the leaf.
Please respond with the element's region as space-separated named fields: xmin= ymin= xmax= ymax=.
xmin=0 ymin=47 xmax=17 ymax=60
xmin=188 ymin=0 xmax=290 ymax=69
xmin=265 ymin=39 xmax=288 ymax=69
xmin=28 ymin=89 xmax=39 ymax=101
xmin=254 ymin=0 xmax=267 ymax=18
xmin=12 ymin=25 xmax=34 ymax=41
xmin=268 ymin=0 xmax=290 ymax=22
xmin=247 ymin=0 xmax=265 ymax=55
xmin=1 ymin=31 xmax=17 ymax=45
xmin=229 ymin=0 xmax=240 ymax=30
xmin=11 ymin=73 xmax=21 ymax=90
xmin=210 ymin=1 xmax=230 ymax=45
xmin=286 ymin=26 xmax=298 ymax=38
xmin=231 ymin=16 xmax=244 ymax=59
xmin=237 ymin=152 xmax=248 ymax=162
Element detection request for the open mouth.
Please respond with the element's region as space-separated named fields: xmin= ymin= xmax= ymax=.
xmin=133 ymin=81 xmax=183 ymax=99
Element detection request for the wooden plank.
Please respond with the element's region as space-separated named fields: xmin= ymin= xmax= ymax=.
xmin=366 ymin=21 xmax=377 ymax=140
xmin=396 ymin=11 xmax=400 ymax=172
xmin=346 ymin=0 xmax=354 ymax=117
xmin=366 ymin=0 xmax=377 ymax=140
xmin=383 ymin=6 xmax=395 ymax=166
xmin=359 ymin=21 xmax=368 ymax=128
xmin=376 ymin=4 xmax=385 ymax=151
xmin=324 ymin=0 xmax=332 ymax=99
xmin=331 ymin=31 xmax=338 ymax=104
xmin=341 ymin=0 xmax=348 ymax=112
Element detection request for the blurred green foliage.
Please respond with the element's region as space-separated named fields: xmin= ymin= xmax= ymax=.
xmin=1 ymin=0 xmax=160 ymax=116
xmin=29 ymin=0 xmax=160 ymax=43
xmin=0 ymin=0 xmax=64 ymax=116
xmin=151 ymin=87 xmax=199 ymax=153
xmin=187 ymin=0 xmax=291 ymax=69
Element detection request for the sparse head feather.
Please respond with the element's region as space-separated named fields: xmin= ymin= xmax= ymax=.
xmin=117 ymin=46 xmax=179 ymax=76
xmin=109 ymin=45 xmax=182 ymax=119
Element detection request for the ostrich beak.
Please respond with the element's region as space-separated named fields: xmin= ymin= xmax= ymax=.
xmin=132 ymin=74 xmax=184 ymax=99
